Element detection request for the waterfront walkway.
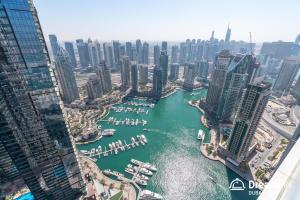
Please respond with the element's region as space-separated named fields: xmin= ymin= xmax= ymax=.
xmin=79 ymin=156 xmax=137 ymax=200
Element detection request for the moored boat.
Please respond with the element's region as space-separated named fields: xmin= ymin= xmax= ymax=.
xmin=197 ymin=129 xmax=204 ymax=140
xmin=131 ymin=159 xmax=157 ymax=171
xmin=140 ymin=190 xmax=163 ymax=200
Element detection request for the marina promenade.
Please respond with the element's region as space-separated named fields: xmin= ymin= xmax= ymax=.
xmin=79 ymin=156 xmax=137 ymax=200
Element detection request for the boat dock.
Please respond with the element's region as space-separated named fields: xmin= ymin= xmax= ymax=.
xmin=111 ymin=106 xmax=149 ymax=115
xmin=80 ymin=135 xmax=148 ymax=159
xmin=124 ymin=101 xmax=155 ymax=108
xmin=99 ymin=117 xmax=148 ymax=126
xmin=101 ymin=158 xmax=160 ymax=199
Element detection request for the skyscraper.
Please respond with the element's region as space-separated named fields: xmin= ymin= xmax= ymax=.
xmin=159 ymin=51 xmax=169 ymax=87
xmin=142 ymin=42 xmax=149 ymax=64
xmin=169 ymin=63 xmax=180 ymax=81
xmin=120 ymin=56 xmax=131 ymax=90
xmin=295 ymin=34 xmax=300 ymax=45
xmin=119 ymin=45 xmax=126 ymax=57
xmin=125 ymin=42 xmax=133 ymax=60
xmin=95 ymin=41 xmax=102 ymax=62
xmin=171 ymin=45 xmax=178 ymax=63
xmin=162 ymin=41 xmax=168 ymax=53
xmin=154 ymin=45 xmax=160 ymax=66
xmin=86 ymin=76 xmax=103 ymax=100
xmin=291 ymin=76 xmax=300 ymax=104
xmin=139 ymin=64 xmax=148 ymax=85
xmin=55 ymin=48 xmax=79 ymax=104
xmin=76 ymin=39 xmax=90 ymax=67
xmin=273 ymin=56 xmax=300 ymax=97
xmin=107 ymin=45 xmax=114 ymax=68
xmin=113 ymin=40 xmax=120 ymax=68
xmin=152 ymin=66 xmax=163 ymax=100
xmin=96 ymin=62 xmax=112 ymax=94
xmin=183 ymin=63 xmax=196 ymax=91
xmin=210 ymin=30 xmax=215 ymax=42
xmin=65 ymin=42 xmax=77 ymax=68
xmin=131 ymin=63 xmax=138 ymax=94
xmin=227 ymin=81 xmax=271 ymax=165
xmin=179 ymin=42 xmax=187 ymax=64
xmin=88 ymin=40 xmax=101 ymax=67
xmin=197 ymin=60 xmax=209 ymax=80
xmin=217 ymin=54 xmax=258 ymax=122
xmin=205 ymin=50 xmax=232 ymax=114
xmin=49 ymin=34 xmax=59 ymax=58
xmin=0 ymin=0 xmax=84 ymax=199
xmin=225 ymin=25 xmax=231 ymax=43
xmin=136 ymin=39 xmax=142 ymax=63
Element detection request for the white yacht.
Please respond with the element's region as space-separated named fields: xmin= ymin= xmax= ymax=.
xmin=140 ymin=190 xmax=163 ymax=200
xmin=197 ymin=129 xmax=204 ymax=140
xmin=131 ymin=159 xmax=157 ymax=171
xmin=102 ymin=129 xmax=116 ymax=136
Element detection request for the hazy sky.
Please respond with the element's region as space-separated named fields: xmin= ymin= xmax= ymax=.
xmin=33 ymin=0 xmax=300 ymax=42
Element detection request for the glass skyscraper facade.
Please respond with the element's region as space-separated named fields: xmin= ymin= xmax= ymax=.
xmin=0 ymin=0 xmax=85 ymax=199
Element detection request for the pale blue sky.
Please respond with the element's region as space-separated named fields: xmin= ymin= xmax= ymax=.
xmin=33 ymin=0 xmax=300 ymax=42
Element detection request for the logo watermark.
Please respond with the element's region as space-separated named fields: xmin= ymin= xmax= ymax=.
xmin=229 ymin=178 xmax=263 ymax=196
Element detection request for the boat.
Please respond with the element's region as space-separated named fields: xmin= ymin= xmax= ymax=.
xmin=102 ymin=129 xmax=116 ymax=136
xmin=80 ymin=150 xmax=89 ymax=155
xmin=197 ymin=129 xmax=204 ymax=140
xmin=140 ymin=190 xmax=163 ymax=200
xmin=109 ymin=144 xmax=112 ymax=150
xmin=91 ymin=158 xmax=97 ymax=162
xmin=136 ymin=173 xmax=149 ymax=181
xmin=127 ymin=164 xmax=134 ymax=169
xmin=131 ymin=137 xmax=136 ymax=143
xmin=125 ymin=168 xmax=135 ymax=175
xmin=131 ymin=159 xmax=157 ymax=171
xmin=102 ymin=169 xmax=112 ymax=176
xmin=135 ymin=167 xmax=153 ymax=176
xmin=141 ymin=135 xmax=148 ymax=143
xmin=133 ymin=177 xmax=147 ymax=186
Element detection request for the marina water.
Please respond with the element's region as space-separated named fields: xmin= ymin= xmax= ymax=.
xmin=77 ymin=89 xmax=258 ymax=200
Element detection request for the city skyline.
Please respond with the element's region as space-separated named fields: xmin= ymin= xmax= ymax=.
xmin=33 ymin=0 xmax=300 ymax=42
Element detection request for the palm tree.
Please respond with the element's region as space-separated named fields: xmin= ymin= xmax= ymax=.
xmin=100 ymin=179 xmax=106 ymax=185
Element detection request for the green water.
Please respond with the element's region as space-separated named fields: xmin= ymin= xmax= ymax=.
xmin=77 ymin=89 xmax=259 ymax=200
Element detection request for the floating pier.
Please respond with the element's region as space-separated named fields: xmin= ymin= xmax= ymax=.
xmin=81 ymin=135 xmax=148 ymax=159
xmin=100 ymin=117 xmax=148 ymax=126
xmin=111 ymin=106 xmax=149 ymax=115
xmin=124 ymin=101 xmax=155 ymax=108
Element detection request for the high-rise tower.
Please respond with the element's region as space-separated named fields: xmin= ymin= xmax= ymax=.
xmin=152 ymin=66 xmax=163 ymax=100
xmin=65 ymin=42 xmax=77 ymax=68
xmin=0 ymin=0 xmax=85 ymax=199
xmin=120 ymin=56 xmax=131 ymax=90
xmin=273 ymin=56 xmax=300 ymax=97
xmin=159 ymin=51 xmax=169 ymax=87
xmin=205 ymin=50 xmax=233 ymax=114
xmin=54 ymin=48 xmax=79 ymax=104
xmin=49 ymin=34 xmax=59 ymax=58
xmin=217 ymin=54 xmax=258 ymax=122
xmin=131 ymin=63 xmax=138 ymax=94
xmin=227 ymin=81 xmax=271 ymax=165
xmin=154 ymin=45 xmax=160 ymax=66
